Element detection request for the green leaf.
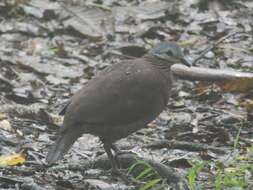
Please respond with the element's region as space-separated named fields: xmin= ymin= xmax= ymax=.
xmin=233 ymin=123 xmax=242 ymax=151
xmin=187 ymin=161 xmax=206 ymax=190
xmin=215 ymin=168 xmax=223 ymax=190
xmin=136 ymin=167 xmax=153 ymax=180
xmin=139 ymin=178 xmax=161 ymax=190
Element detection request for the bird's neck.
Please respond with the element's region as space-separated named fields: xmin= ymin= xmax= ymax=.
xmin=143 ymin=54 xmax=173 ymax=102
xmin=143 ymin=54 xmax=172 ymax=76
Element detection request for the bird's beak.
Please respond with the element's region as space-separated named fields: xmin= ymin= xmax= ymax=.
xmin=181 ymin=57 xmax=192 ymax=67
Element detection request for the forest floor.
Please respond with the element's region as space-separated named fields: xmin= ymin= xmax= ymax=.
xmin=0 ymin=0 xmax=252 ymax=189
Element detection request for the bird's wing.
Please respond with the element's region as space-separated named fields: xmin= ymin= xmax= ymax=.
xmin=63 ymin=59 xmax=169 ymax=128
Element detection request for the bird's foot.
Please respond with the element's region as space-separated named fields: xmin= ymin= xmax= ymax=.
xmin=114 ymin=149 xmax=137 ymax=170
xmin=103 ymin=142 xmax=142 ymax=186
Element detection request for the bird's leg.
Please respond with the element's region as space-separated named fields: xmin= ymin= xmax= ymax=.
xmin=103 ymin=142 xmax=136 ymax=185
xmin=111 ymin=143 xmax=121 ymax=154
xmin=103 ymin=142 xmax=118 ymax=172
xmin=102 ymin=141 xmax=143 ymax=186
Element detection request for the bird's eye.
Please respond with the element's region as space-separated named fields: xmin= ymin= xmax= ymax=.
xmin=166 ymin=50 xmax=173 ymax=56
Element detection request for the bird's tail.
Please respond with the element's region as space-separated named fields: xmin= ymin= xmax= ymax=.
xmin=46 ymin=130 xmax=80 ymax=164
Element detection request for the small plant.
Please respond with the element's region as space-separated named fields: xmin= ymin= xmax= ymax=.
xmin=187 ymin=161 xmax=207 ymax=190
xmin=214 ymin=121 xmax=252 ymax=190
xmin=214 ymin=148 xmax=252 ymax=190
xmin=214 ymin=164 xmax=248 ymax=190
xmin=233 ymin=122 xmax=243 ymax=151
xmin=128 ymin=159 xmax=162 ymax=190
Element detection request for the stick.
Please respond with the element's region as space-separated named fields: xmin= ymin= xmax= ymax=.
xmin=192 ymin=31 xmax=241 ymax=65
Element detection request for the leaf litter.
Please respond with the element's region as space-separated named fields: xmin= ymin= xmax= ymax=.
xmin=0 ymin=0 xmax=252 ymax=189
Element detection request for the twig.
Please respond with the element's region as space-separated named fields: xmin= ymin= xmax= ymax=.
xmin=0 ymin=74 xmax=15 ymax=88
xmin=192 ymin=31 xmax=241 ymax=65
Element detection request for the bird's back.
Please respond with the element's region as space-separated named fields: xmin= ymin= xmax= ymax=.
xmin=62 ymin=58 xmax=172 ymax=142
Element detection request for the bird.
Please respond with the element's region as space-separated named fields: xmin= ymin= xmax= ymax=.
xmin=46 ymin=41 xmax=191 ymax=176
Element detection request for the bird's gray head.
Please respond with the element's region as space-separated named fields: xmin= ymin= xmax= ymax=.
xmin=149 ymin=42 xmax=191 ymax=66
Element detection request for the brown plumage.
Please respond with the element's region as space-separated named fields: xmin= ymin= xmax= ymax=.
xmin=46 ymin=42 xmax=191 ymax=174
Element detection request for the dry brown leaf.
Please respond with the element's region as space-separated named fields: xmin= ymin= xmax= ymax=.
xmin=217 ymin=78 xmax=253 ymax=93
xmin=240 ymin=99 xmax=253 ymax=111
xmin=194 ymin=82 xmax=217 ymax=95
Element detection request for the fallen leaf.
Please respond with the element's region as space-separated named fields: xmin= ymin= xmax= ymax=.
xmin=218 ymin=78 xmax=253 ymax=92
xmin=0 ymin=153 xmax=26 ymax=167
xmin=0 ymin=113 xmax=14 ymax=132
xmin=0 ymin=119 xmax=13 ymax=132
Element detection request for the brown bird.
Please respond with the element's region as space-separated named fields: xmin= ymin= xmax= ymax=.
xmin=46 ymin=42 xmax=191 ymax=175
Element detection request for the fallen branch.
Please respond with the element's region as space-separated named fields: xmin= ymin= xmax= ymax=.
xmin=171 ymin=64 xmax=253 ymax=82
